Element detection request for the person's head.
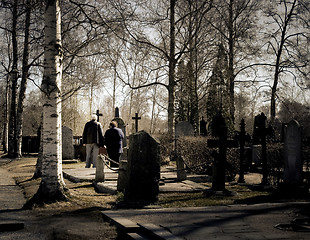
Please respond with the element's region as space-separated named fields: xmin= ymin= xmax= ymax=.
xmin=91 ymin=114 xmax=97 ymax=121
xmin=109 ymin=121 xmax=118 ymax=128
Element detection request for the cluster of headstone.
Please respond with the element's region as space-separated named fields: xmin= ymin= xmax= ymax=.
xmin=21 ymin=105 xmax=305 ymax=200
xmin=176 ymin=111 xmax=305 ymax=193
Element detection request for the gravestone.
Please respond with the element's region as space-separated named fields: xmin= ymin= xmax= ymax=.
xmin=175 ymin=121 xmax=194 ymax=181
xmin=238 ymin=119 xmax=246 ymax=183
xmin=22 ymin=136 xmax=39 ymax=153
xmin=236 ymin=119 xmax=251 ymax=183
xmin=252 ymin=112 xmax=272 ymax=185
xmin=117 ymin=160 xmax=128 ymax=192
xmin=125 ymin=131 xmax=160 ymax=203
xmin=95 ymin=154 xmax=105 ymax=182
xmin=207 ymin=113 xmax=238 ymax=192
xmin=112 ymin=107 xmax=127 ymax=147
xmin=283 ymin=120 xmax=303 ymax=185
xmin=200 ymin=117 xmax=207 ymax=136
xmin=252 ymin=145 xmax=262 ymax=165
xmin=175 ymin=121 xmax=194 ymax=137
xmin=62 ymin=126 xmax=74 ymax=160
xmin=132 ymin=112 xmax=141 ymax=133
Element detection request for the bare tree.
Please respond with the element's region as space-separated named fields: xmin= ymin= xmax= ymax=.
xmin=262 ymin=0 xmax=310 ymax=123
xmin=208 ymin=0 xmax=260 ymax=124
xmin=105 ymin=0 xmax=213 ymax=135
xmin=16 ymin=0 xmax=32 ymax=157
xmin=7 ymin=0 xmax=18 ymax=158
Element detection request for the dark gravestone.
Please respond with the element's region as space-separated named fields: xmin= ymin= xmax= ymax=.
xmin=94 ymin=109 xmax=103 ymax=122
xmin=132 ymin=113 xmax=141 ymax=133
xmin=283 ymin=120 xmax=303 ymax=185
xmin=235 ymin=119 xmax=251 ymax=183
xmin=253 ymin=113 xmax=272 ymax=185
xmin=112 ymin=107 xmax=127 ymax=148
xmin=125 ymin=131 xmax=160 ymax=203
xmin=22 ymin=136 xmax=39 ymax=153
xmin=200 ymin=117 xmax=207 ymax=136
xmin=238 ymin=119 xmax=246 ymax=183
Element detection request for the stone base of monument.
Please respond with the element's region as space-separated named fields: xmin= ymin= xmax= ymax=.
xmin=93 ymin=181 xmax=117 ymax=194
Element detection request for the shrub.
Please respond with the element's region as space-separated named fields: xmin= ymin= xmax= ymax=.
xmin=176 ymin=136 xmax=239 ymax=179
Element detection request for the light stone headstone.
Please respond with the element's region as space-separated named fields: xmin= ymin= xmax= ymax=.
xmin=283 ymin=120 xmax=303 ymax=185
xmin=125 ymin=131 xmax=160 ymax=203
xmin=175 ymin=121 xmax=194 ymax=181
xmin=252 ymin=145 xmax=262 ymax=165
xmin=62 ymin=126 xmax=74 ymax=160
xmin=95 ymin=155 xmax=105 ymax=182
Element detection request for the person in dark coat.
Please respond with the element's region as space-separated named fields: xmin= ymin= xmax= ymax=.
xmin=82 ymin=115 xmax=104 ymax=168
xmin=104 ymin=121 xmax=124 ymax=167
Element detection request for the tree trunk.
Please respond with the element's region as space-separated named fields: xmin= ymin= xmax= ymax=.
xmin=168 ymin=0 xmax=176 ymax=136
xmin=33 ymin=115 xmax=43 ymax=179
xmin=2 ymin=75 xmax=10 ymax=153
xmin=24 ymin=0 xmax=68 ymax=208
xmin=228 ymin=0 xmax=235 ymax=125
xmin=16 ymin=0 xmax=31 ymax=158
xmin=8 ymin=0 xmax=18 ymax=158
xmin=270 ymin=0 xmax=296 ymax=123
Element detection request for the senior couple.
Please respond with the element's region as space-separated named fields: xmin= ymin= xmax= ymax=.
xmin=82 ymin=115 xmax=124 ymax=168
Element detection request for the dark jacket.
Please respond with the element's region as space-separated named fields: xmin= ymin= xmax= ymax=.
xmin=82 ymin=120 xmax=104 ymax=146
xmin=104 ymin=127 xmax=124 ymax=153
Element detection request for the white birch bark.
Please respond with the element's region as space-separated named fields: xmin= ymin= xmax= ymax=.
xmin=35 ymin=0 xmax=67 ymax=201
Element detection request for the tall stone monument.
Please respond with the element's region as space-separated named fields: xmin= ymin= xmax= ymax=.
xmin=283 ymin=120 xmax=303 ymax=185
xmin=175 ymin=121 xmax=194 ymax=181
xmin=125 ymin=131 xmax=160 ymax=203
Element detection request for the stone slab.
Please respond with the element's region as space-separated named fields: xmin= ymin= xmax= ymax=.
xmin=138 ymin=223 xmax=183 ymax=240
xmin=102 ymin=202 xmax=310 ymax=240
xmin=102 ymin=211 xmax=140 ymax=233
xmin=127 ymin=232 xmax=152 ymax=240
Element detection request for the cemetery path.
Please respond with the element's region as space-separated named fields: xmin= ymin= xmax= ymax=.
xmin=0 ymin=157 xmax=118 ymax=239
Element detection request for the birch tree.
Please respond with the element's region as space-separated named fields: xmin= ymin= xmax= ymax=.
xmin=25 ymin=0 xmax=68 ymax=207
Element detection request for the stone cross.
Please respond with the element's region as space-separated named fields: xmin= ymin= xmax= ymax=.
xmin=94 ymin=109 xmax=103 ymax=121
xmin=115 ymin=107 xmax=119 ymax=118
xmin=254 ymin=113 xmax=272 ymax=185
xmin=132 ymin=113 xmax=141 ymax=133
xmin=207 ymin=114 xmax=238 ymax=192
